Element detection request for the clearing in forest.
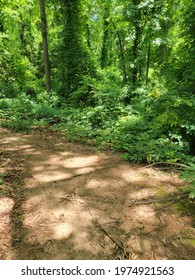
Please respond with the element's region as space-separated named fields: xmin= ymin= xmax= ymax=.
xmin=0 ymin=127 xmax=194 ymax=260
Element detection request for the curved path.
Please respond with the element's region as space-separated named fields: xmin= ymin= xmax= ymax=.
xmin=0 ymin=128 xmax=194 ymax=259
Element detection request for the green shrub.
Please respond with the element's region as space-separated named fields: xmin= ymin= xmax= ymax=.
xmin=180 ymin=163 xmax=195 ymax=199
xmin=5 ymin=117 xmax=31 ymax=132
xmin=34 ymin=104 xmax=61 ymax=120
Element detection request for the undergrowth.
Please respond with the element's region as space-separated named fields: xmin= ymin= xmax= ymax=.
xmin=0 ymin=91 xmax=194 ymax=164
xmin=179 ymin=163 xmax=195 ymax=199
xmin=0 ymin=89 xmax=194 ymax=198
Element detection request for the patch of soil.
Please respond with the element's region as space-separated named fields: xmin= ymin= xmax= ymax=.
xmin=0 ymin=127 xmax=195 ymax=260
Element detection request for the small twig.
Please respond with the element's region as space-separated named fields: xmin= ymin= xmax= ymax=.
xmin=157 ymin=214 xmax=165 ymax=226
xmin=64 ymin=164 xmax=120 ymax=180
xmin=129 ymin=199 xmax=159 ymax=206
xmin=154 ymin=201 xmax=177 ymax=211
xmin=129 ymin=194 xmax=188 ymax=207
xmin=96 ymin=221 xmax=124 ymax=251
xmin=144 ymin=162 xmax=187 ymax=169
xmin=154 ymin=194 xmax=189 ymax=211
xmin=96 ymin=220 xmax=129 ymax=258
xmin=141 ymin=225 xmax=166 ymax=235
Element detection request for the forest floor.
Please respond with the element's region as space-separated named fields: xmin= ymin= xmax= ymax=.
xmin=0 ymin=127 xmax=195 ymax=260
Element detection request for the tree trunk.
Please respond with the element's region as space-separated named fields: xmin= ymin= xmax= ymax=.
xmin=131 ymin=0 xmax=141 ymax=85
xmin=131 ymin=23 xmax=141 ymax=85
xmin=101 ymin=4 xmax=110 ymax=69
xmin=39 ymin=0 xmax=51 ymax=94
xmin=146 ymin=43 xmax=151 ymax=86
xmin=86 ymin=23 xmax=91 ymax=49
xmin=111 ymin=19 xmax=127 ymax=82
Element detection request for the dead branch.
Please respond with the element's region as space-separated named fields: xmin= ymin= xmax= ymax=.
xmin=129 ymin=194 xmax=188 ymax=208
xmin=96 ymin=220 xmax=129 ymax=258
xmin=137 ymin=224 xmax=166 ymax=236
xmin=154 ymin=194 xmax=188 ymax=211
xmin=67 ymin=164 xmax=120 ymax=180
xmin=145 ymin=225 xmax=166 ymax=234
xmin=144 ymin=162 xmax=188 ymax=169
xmin=154 ymin=201 xmax=177 ymax=211
xmin=96 ymin=221 xmax=123 ymax=250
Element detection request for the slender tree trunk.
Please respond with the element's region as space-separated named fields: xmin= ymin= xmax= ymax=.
xmin=86 ymin=23 xmax=91 ymax=49
xmin=131 ymin=24 xmax=140 ymax=85
xmin=39 ymin=0 xmax=51 ymax=94
xmin=101 ymin=5 xmax=110 ymax=69
xmin=112 ymin=22 xmax=127 ymax=83
xmin=146 ymin=43 xmax=151 ymax=86
xmin=131 ymin=0 xmax=141 ymax=85
xmin=0 ymin=18 xmax=4 ymax=33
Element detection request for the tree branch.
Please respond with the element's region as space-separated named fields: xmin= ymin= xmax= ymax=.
xmin=144 ymin=162 xmax=188 ymax=169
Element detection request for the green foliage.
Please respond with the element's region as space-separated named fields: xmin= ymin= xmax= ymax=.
xmin=0 ymin=0 xmax=43 ymax=97
xmin=180 ymin=163 xmax=195 ymax=199
xmin=57 ymin=0 xmax=93 ymax=95
xmin=69 ymin=76 xmax=96 ymax=105
xmin=0 ymin=0 xmax=194 ymax=171
xmin=0 ymin=95 xmax=35 ymax=116
xmin=0 ymin=93 xmax=63 ymax=130
xmin=69 ymin=67 xmax=125 ymax=107
xmin=34 ymin=104 xmax=61 ymax=120
xmin=5 ymin=117 xmax=31 ymax=132
xmin=106 ymin=112 xmax=189 ymax=163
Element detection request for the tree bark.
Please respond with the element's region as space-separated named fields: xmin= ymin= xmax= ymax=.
xmin=101 ymin=4 xmax=110 ymax=69
xmin=131 ymin=0 xmax=141 ymax=85
xmin=146 ymin=43 xmax=151 ymax=86
xmin=131 ymin=22 xmax=141 ymax=85
xmin=111 ymin=19 xmax=127 ymax=82
xmin=39 ymin=0 xmax=51 ymax=94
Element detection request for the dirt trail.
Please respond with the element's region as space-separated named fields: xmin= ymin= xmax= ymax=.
xmin=0 ymin=127 xmax=195 ymax=260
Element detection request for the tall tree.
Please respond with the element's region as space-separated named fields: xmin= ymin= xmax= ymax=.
xmin=101 ymin=2 xmax=111 ymax=69
xmin=39 ymin=0 xmax=51 ymax=93
xmin=58 ymin=0 xmax=92 ymax=96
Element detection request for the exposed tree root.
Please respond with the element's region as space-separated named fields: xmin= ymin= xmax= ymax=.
xmin=129 ymin=194 xmax=189 ymax=208
xmin=144 ymin=162 xmax=188 ymax=169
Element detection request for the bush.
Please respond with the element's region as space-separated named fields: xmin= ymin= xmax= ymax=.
xmin=180 ymin=163 xmax=195 ymax=199
xmin=34 ymin=104 xmax=61 ymax=120
xmin=5 ymin=117 xmax=31 ymax=132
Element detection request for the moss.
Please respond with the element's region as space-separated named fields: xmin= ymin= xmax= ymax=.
xmin=155 ymin=188 xmax=167 ymax=197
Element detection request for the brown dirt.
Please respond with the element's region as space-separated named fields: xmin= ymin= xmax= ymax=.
xmin=0 ymin=127 xmax=195 ymax=260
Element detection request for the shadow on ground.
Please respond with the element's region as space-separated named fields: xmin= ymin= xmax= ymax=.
xmin=0 ymin=127 xmax=195 ymax=260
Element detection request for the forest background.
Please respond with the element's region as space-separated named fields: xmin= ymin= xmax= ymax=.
xmin=0 ymin=0 xmax=194 ymax=193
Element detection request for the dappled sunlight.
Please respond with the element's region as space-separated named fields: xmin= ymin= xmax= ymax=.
xmin=53 ymin=222 xmax=73 ymax=239
xmin=24 ymin=149 xmax=103 ymax=184
xmin=0 ymin=197 xmax=14 ymax=214
xmin=32 ymin=170 xmax=73 ymax=182
xmin=120 ymin=169 xmax=146 ymax=183
xmin=128 ymin=187 xmax=156 ymax=200
xmin=86 ymin=178 xmax=121 ymax=189
xmin=22 ymin=194 xmax=45 ymax=211
xmin=0 ymin=128 xmax=194 ymax=260
xmin=0 ymin=197 xmax=15 ymax=259
xmin=1 ymin=136 xmax=21 ymax=143
xmin=23 ymin=148 xmax=41 ymax=155
xmin=18 ymin=144 xmax=32 ymax=150
xmin=63 ymin=155 xmax=100 ymax=168
xmin=21 ymin=195 xmax=97 ymax=250
xmin=134 ymin=205 xmax=156 ymax=220
xmin=1 ymin=135 xmax=31 ymax=145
